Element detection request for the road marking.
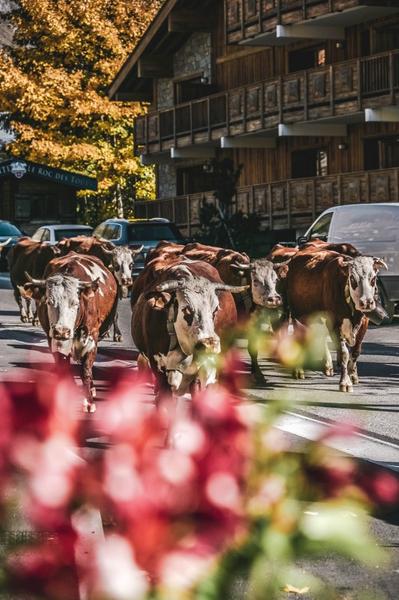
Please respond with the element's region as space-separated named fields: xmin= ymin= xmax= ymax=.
xmin=275 ymin=410 xmax=399 ymax=473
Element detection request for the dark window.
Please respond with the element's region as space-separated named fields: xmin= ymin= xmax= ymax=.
xmin=127 ymin=223 xmax=183 ymax=243
xmin=375 ymin=24 xmax=399 ymax=53
xmin=288 ymin=45 xmax=326 ymax=73
xmin=54 ymin=228 xmax=92 ymax=241
xmin=176 ymin=165 xmax=215 ymax=195
xmin=101 ymin=224 xmax=121 ymax=240
xmin=291 ymin=148 xmax=328 ymax=178
xmin=41 ymin=229 xmax=50 ymax=242
xmin=364 ymin=136 xmax=399 ymax=170
xmin=308 ymin=212 xmax=333 ymax=241
xmin=31 ymin=196 xmax=58 ymax=220
xmin=360 ymin=29 xmax=371 ymax=57
xmin=174 ymin=76 xmax=215 ymax=104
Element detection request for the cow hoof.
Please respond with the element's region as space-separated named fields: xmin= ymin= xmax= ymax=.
xmin=339 ymin=383 xmax=353 ymax=393
xmin=32 ymin=319 xmax=39 ymax=327
xmin=324 ymin=367 xmax=334 ymax=377
xmin=89 ymin=403 xmax=96 ymax=413
xmin=83 ymin=399 xmax=97 ymax=413
xmin=113 ymin=334 xmax=123 ymax=343
xmin=21 ymin=316 xmax=28 ymax=323
xmin=351 ymin=375 xmax=359 ymax=385
xmin=250 ymin=372 xmax=267 ymax=386
xmin=293 ymin=368 xmax=305 ymax=380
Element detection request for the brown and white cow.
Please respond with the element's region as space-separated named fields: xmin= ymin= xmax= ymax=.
xmin=8 ymin=238 xmax=62 ymax=324
xmin=286 ymin=249 xmax=387 ymax=392
xmin=131 ymin=257 xmax=247 ymax=400
xmin=24 ymin=253 xmax=117 ymax=412
xmin=141 ymin=241 xmax=290 ymax=383
xmin=58 ymin=236 xmax=143 ymax=341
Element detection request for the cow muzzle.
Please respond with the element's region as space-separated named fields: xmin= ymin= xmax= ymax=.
xmin=195 ymin=337 xmax=221 ymax=354
xmin=121 ymin=277 xmax=133 ymax=287
xmin=52 ymin=326 xmax=72 ymax=340
xmin=265 ymin=294 xmax=282 ymax=308
xmin=358 ymin=298 xmax=375 ymax=312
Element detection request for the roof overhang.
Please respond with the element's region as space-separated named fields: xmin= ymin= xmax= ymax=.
xmin=0 ymin=159 xmax=98 ymax=191
xmin=108 ymin=0 xmax=212 ymax=102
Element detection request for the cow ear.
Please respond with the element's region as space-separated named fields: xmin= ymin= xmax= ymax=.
xmin=373 ymin=257 xmax=388 ymax=272
xmin=21 ymin=283 xmax=45 ymax=301
xmin=147 ymin=292 xmax=172 ymax=311
xmin=274 ymin=263 xmax=289 ymax=279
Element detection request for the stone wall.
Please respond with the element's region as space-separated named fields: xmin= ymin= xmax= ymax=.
xmin=158 ymin=163 xmax=177 ymax=198
xmin=156 ymin=32 xmax=212 ymax=110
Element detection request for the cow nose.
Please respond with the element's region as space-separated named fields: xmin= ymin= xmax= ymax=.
xmin=267 ymin=294 xmax=282 ymax=306
xmin=359 ymin=298 xmax=374 ymax=311
xmin=195 ymin=338 xmax=220 ymax=354
xmin=121 ymin=276 xmax=132 ymax=286
xmin=52 ymin=326 xmax=71 ymax=340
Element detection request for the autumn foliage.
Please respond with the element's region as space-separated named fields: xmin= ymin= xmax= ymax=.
xmin=0 ymin=0 xmax=161 ymax=206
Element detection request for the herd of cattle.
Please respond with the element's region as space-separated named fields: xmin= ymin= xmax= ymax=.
xmin=0 ymin=234 xmax=388 ymax=412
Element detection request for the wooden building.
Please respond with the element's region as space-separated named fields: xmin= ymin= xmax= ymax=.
xmin=0 ymin=158 xmax=97 ymax=234
xmin=110 ymin=0 xmax=399 ymax=239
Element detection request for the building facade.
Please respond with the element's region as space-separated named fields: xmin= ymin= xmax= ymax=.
xmin=110 ymin=0 xmax=399 ymax=240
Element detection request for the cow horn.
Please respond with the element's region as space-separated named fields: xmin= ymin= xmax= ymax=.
xmin=24 ymin=272 xmax=46 ymax=287
xmin=274 ymin=258 xmax=291 ymax=267
xmin=373 ymin=257 xmax=388 ymax=271
xmin=155 ymin=279 xmax=184 ymax=293
xmin=0 ymin=238 xmax=11 ymax=248
xmin=231 ymin=262 xmax=251 ymax=271
xmin=132 ymin=245 xmax=144 ymax=255
xmin=214 ymin=284 xmax=250 ymax=293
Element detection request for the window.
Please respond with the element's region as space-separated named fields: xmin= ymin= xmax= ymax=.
xmin=54 ymin=228 xmax=93 ymax=241
xmin=41 ymin=229 xmax=50 ymax=242
xmin=127 ymin=223 xmax=183 ymax=243
xmin=174 ymin=75 xmax=214 ymax=104
xmin=0 ymin=222 xmax=21 ymax=237
xmin=331 ymin=206 xmax=399 ymax=244
xmin=364 ymin=136 xmax=399 ymax=170
xmin=308 ymin=212 xmax=333 ymax=242
xmin=291 ymin=148 xmax=328 ymax=178
xmin=32 ymin=228 xmax=44 ymax=242
xmin=102 ymin=224 xmax=121 ymax=241
xmin=176 ymin=165 xmax=216 ymax=195
xmin=288 ymin=45 xmax=326 ymax=73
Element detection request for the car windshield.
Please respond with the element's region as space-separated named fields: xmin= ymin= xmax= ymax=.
xmin=0 ymin=223 xmax=21 ymax=237
xmin=127 ymin=223 xmax=182 ymax=242
xmin=55 ymin=228 xmax=92 ymax=241
xmin=331 ymin=206 xmax=399 ymax=243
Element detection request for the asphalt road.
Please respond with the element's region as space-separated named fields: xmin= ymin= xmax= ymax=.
xmin=0 ymin=284 xmax=398 ymax=599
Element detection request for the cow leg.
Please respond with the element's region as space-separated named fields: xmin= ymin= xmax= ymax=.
xmin=113 ymin=310 xmax=123 ymax=343
xmin=248 ymin=335 xmax=266 ymax=384
xmin=15 ymin=288 xmax=29 ymax=323
xmin=339 ymin=338 xmax=353 ymax=393
xmin=324 ymin=339 xmax=334 ymax=377
xmin=81 ymin=352 xmax=96 ymax=413
xmin=348 ymin=317 xmax=369 ymax=385
xmin=31 ymin=301 xmax=39 ymax=326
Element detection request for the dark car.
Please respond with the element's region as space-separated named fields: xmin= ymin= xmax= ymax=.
xmin=93 ymin=218 xmax=185 ymax=275
xmin=0 ymin=221 xmax=24 ymax=271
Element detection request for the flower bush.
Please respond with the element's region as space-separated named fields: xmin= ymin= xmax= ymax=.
xmin=0 ymin=360 xmax=396 ymax=600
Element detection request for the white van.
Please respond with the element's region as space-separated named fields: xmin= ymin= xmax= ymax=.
xmin=299 ymin=203 xmax=399 ymax=320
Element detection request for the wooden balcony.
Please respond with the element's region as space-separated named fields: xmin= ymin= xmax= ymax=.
xmin=134 ymin=167 xmax=399 ymax=236
xmin=135 ymin=50 xmax=399 ymax=157
xmin=226 ymin=0 xmax=399 ymax=46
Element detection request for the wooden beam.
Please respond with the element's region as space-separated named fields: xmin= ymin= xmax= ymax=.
xmin=276 ymin=24 xmax=345 ymax=41
xmin=220 ymin=136 xmax=276 ymax=149
xmin=137 ymin=56 xmax=174 ymax=79
xmin=168 ymin=9 xmax=210 ymax=33
xmin=141 ymin=153 xmax=173 ymax=166
xmin=278 ymin=123 xmax=347 ymax=137
xmin=365 ymin=107 xmax=399 ymax=123
xmin=170 ymin=146 xmax=215 ymax=160
xmin=114 ymin=91 xmax=153 ymax=102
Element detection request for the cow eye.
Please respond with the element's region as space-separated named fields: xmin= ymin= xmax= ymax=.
xmin=350 ymin=275 xmax=358 ymax=288
xmin=129 ymin=263 xmax=133 ymax=269
xmin=114 ymin=264 xmax=120 ymax=271
xmin=371 ymin=277 xmax=376 ymax=286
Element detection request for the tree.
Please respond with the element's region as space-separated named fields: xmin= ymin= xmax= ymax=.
xmin=0 ymin=0 xmax=162 ymax=221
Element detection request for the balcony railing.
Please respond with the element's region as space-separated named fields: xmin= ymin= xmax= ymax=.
xmin=226 ymin=0 xmax=399 ymax=44
xmin=135 ymin=50 xmax=399 ymax=156
xmin=134 ymin=167 xmax=399 ymax=236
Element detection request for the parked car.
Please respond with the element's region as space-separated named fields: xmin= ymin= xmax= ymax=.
xmin=298 ymin=203 xmax=399 ymax=320
xmin=0 ymin=221 xmax=25 ymax=271
xmin=31 ymin=224 xmax=93 ymax=244
xmin=93 ymin=218 xmax=185 ymax=275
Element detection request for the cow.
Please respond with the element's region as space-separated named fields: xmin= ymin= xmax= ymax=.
xmin=23 ymin=253 xmax=117 ymax=413
xmin=8 ymin=238 xmax=62 ymax=324
xmin=139 ymin=241 xmax=290 ymax=383
xmin=286 ymin=249 xmax=387 ymax=392
xmin=57 ymin=236 xmax=143 ymax=341
xmin=131 ymin=256 xmax=248 ymax=401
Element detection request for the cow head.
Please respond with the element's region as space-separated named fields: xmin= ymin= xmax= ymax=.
xmin=24 ymin=273 xmax=99 ymax=355
xmin=147 ymin=268 xmax=247 ymax=356
xmin=342 ymin=256 xmax=388 ymax=312
xmin=103 ymin=245 xmax=143 ymax=297
xmin=231 ymin=258 xmax=290 ymax=308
